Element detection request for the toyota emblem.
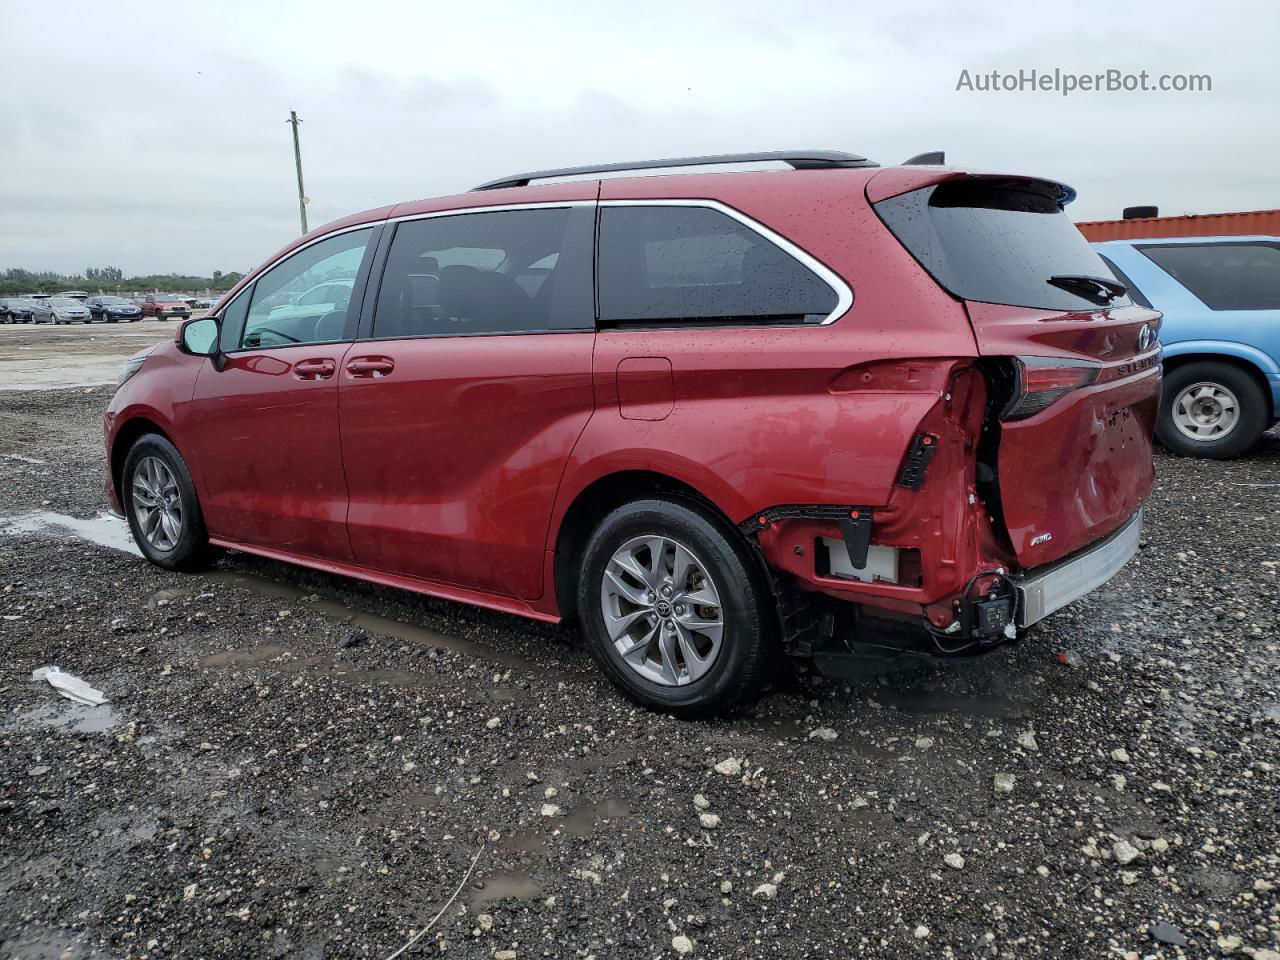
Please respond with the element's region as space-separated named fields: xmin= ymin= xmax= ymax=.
xmin=1137 ymin=323 xmax=1152 ymax=351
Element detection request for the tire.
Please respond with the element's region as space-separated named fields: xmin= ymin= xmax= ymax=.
xmin=1157 ymin=361 xmax=1267 ymax=459
xmin=577 ymin=497 xmax=774 ymax=717
xmin=122 ymin=434 xmax=212 ymax=571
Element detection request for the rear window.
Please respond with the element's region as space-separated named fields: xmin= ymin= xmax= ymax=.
xmin=1096 ymin=253 xmax=1152 ymax=308
xmin=1137 ymin=242 xmax=1280 ymax=311
xmin=876 ymin=180 xmax=1131 ymax=311
xmin=597 ymin=206 xmax=839 ymax=327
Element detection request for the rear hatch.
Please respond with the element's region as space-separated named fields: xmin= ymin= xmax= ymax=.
xmin=873 ymin=173 xmax=1161 ymax=569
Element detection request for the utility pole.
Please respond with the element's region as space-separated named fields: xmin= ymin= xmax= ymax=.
xmin=287 ymin=110 xmax=308 ymax=235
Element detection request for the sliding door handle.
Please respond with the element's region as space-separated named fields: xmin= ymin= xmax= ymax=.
xmin=346 ymin=356 xmax=395 ymax=378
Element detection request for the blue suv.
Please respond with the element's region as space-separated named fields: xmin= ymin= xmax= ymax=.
xmin=1094 ymin=236 xmax=1280 ymax=458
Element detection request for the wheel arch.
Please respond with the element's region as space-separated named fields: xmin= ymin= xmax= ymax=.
xmin=551 ymin=468 xmax=764 ymax=624
xmin=1162 ymin=346 xmax=1276 ymax=420
xmin=110 ymin=416 xmax=177 ymax=508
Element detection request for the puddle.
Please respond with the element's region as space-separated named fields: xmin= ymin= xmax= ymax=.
xmin=202 ymin=643 xmax=293 ymax=669
xmin=201 ymin=644 xmax=444 ymax=689
xmin=501 ymin=796 xmax=633 ymax=854
xmin=0 ymin=511 xmax=141 ymax=557
xmin=17 ymin=702 xmax=123 ymax=734
xmin=484 ymin=687 xmax=530 ymax=703
xmin=870 ymin=687 xmax=1030 ymax=719
xmin=204 ymin=572 xmax=540 ymax=675
xmin=146 ymin=586 xmax=196 ymax=608
xmin=467 ymin=871 xmax=543 ymax=912
xmin=561 ymin=798 xmax=632 ymax=836
xmin=0 ymin=931 xmax=112 ymax=960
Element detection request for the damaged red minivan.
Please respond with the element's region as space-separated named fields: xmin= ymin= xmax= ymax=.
xmin=104 ymin=150 xmax=1160 ymax=715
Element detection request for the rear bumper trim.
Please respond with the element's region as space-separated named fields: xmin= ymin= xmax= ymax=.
xmin=1015 ymin=509 xmax=1142 ymax=627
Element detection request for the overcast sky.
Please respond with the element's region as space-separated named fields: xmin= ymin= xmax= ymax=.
xmin=1 ymin=0 xmax=1276 ymax=277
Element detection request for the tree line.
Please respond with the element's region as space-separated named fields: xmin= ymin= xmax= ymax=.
xmin=0 ymin=267 xmax=246 ymax=296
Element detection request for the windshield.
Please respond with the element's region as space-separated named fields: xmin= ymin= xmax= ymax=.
xmin=154 ymin=295 xmax=182 ymax=302
xmin=100 ymin=296 xmax=130 ymax=305
xmin=49 ymin=298 xmax=82 ymax=307
xmin=876 ymin=179 xmax=1131 ymax=311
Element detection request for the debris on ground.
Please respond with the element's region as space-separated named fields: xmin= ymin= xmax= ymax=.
xmin=1055 ymin=648 xmax=1082 ymax=667
xmin=30 ymin=665 xmax=109 ymax=706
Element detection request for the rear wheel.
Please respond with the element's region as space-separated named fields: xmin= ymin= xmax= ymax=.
xmin=122 ymin=434 xmax=211 ymax=570
xmin=577 ymin=498 xmax=774 ymax=717
xmin=1157 ymin=361 xmax=1267 ymax=459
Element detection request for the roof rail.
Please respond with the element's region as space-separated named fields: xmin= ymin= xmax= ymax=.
xmin=471 ymin=150 xmax=878 ymax=191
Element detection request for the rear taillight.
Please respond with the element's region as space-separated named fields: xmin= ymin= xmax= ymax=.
xmin=1001 ymin=357 xmax=1100 ymax=421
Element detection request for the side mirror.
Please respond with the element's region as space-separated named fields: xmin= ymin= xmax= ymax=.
xmin=177 ymin=315 xmax=220 ymax=357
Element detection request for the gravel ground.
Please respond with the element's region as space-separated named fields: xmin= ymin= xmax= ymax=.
xmin=2 ymin=388 xmax=1278 ymax=960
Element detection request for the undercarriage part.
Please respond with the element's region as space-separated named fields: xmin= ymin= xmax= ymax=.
xmin=925 ymin=569 xmax=1019 ymax=654
xmin=809 ymin=610 xmax=938 ymax=679
xmin=789 ymin=591 xmax=1021 ymax=680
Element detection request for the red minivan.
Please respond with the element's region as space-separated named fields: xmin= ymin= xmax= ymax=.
xmin=104 ymin=151 xmax=1161 ymax=715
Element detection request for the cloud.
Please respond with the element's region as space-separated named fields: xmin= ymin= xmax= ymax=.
xmin=0 ymin=0 xmax=1276 ymax=275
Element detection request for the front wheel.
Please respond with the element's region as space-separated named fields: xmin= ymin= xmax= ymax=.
xmin=1157 ymin=361 xmax=1267 ymax=459
xmin=577 ymin=498 xmax=774 ymax=717
xmin=122 ymin=434 xmax=212 ymax=570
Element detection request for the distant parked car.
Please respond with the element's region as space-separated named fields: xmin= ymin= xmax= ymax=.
xmin=61 ymin=290 xmax=90 ymax=301
xmin=31 ymin=297 xmax=92 ymax=324
xmin=1095 ymin=235 xmax=1280 ymax=458
xmin=192 ymin=295 xmax=221 ymax=309
xmin=0 ymin=298 xmax=37 ymax=322
xmin=140 ymin=294 xmax=192 ymax=320
xmin=86 ymin=295 xmax=143 ymax=322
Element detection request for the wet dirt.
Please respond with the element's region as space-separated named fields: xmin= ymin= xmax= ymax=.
xmin=12 ymin=702 xmax=123 ymax=734
xmin=2 ymin=387 xmax=1278 ymax=960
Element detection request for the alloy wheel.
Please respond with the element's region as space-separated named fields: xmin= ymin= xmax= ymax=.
xmin=1172 ymin=381 xmax=1239 ymax=441
xmin=131 ymin=455 xmax=183 ymax=551
xmin=599 ymin=535 xmax=724 ymax=687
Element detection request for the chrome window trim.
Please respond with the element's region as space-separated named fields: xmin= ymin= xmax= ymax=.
xmin=596 ymin=198 xmax=852 ymax=326
xmin=234 ymin=196 xmax=853 ymax=332
xmin=217 ymin=225 xmax=378 ymax=352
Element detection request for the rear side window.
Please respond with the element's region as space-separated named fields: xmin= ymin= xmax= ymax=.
xmin=597 ymin=206 xmax=839 ymax=327
xmin=1097 ymin=253 xmax=1152 ymax=308
xmin=1138 ymin=242 xmax=1280 ymax=310
xmin=876 ymin=180 xmax=1132 ymax=311
xmin=371 ymin=207 xmax=593 ymax=338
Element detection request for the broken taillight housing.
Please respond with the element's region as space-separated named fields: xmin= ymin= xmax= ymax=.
xmin=1000 ymin=356 xmax=1100 ymax=421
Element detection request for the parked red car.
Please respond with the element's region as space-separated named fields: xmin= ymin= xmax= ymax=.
xmin=140 ymin=294 xmax=192 ymax=320
xmin=104 ymin=151 xmax=1161 ymax=714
